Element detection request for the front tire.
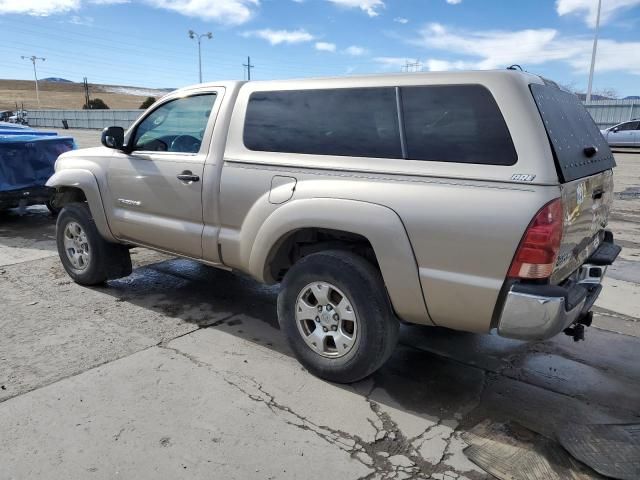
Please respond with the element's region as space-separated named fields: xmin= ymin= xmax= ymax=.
xmin=278 ymin=250 xmax=399 ymax=383
xmin=56 ymin=202 xmax=132 ymax=285
xmin=46 ymin=197 xmax=61 ymax=216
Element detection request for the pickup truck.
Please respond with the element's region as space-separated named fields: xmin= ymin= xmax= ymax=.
xmin=47 ymin=71 xmax=620 ymax=383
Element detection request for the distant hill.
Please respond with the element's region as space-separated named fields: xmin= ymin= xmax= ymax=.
xmin=624 ymin=96 xmax=640 ymax=100
xmin=0 ymin=79 xmax=172 ymax=110
xmin=42 ymin=77 xmax=73 ymax=83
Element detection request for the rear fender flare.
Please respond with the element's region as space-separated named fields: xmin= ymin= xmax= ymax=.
xmin=248 ymin=198 xmax=432 ymax=325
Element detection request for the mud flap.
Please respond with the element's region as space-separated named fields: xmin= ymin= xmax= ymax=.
xmin=557 ymin=423 xmax=640 ymax=480
xmin=462 ymin=420 xmax=600 ymax=479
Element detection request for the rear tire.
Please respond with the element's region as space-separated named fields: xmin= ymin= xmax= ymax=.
xmin=56 ymin=202 xmax=131 ymax=285
xmin=278 ymin=250 xmax=399 ymax=383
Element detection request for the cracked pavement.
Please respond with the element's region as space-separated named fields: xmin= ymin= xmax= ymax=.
xmin=0 ymin=146 xmax=639 ymax=479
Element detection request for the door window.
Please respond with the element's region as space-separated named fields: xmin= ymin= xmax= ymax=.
xmin=615 ymin=121 xmax=639 ymax=131
xmin=130 ymin=93 xmax=216 ymax=153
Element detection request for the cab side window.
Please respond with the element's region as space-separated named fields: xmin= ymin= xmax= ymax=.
xmin=616 ymin=121 xmax=639 ymax=131
xmin=131 ymin=93 xmax=216 ymax=153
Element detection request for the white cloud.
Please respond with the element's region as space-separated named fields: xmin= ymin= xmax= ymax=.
xmin=90 ymin=0 xmax=129 ymax=4
xmin=446 ymin=0 xmax=462 ymax=4
xmin=415 ymin=23 xmax=573 ymax=70
xmin=69 ymin=14 xmax=94 ymax=24
xmin=394 ymin=16 xmax=408 ymax=23
xmin=327 ymin=0 xmax=384 ymax=17
xmin=556 ymin=0 xmax=640 ymax=27
xmin=412 ymin=23 xmax=640 ymax=76
xmin=315 ymin=41 xmax=336 ymax=52
xmin=425 ymin=58 xmax=475 ymax=71
xmin=568 ymin=38 xmax=640 ymax=75
xmin=145 ymin=0 xmax=259 ymax=24
xmin=373 ymin=57 xmax=411 ymax=68
xmin=0 ymin=0 xmax=80 ymax=16
xmin=344 ymin=45 xmax=367 ymax=55
xmin=0 ymin=0 xmax=256 ymax=22
xmin=243 ymin=28 xmax=315 ymax=45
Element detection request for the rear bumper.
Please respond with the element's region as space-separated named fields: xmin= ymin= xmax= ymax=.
xmin=497 ymin=232 xmax=621 ymax=341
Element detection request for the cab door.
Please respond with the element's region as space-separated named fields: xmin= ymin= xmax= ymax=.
xmin=107 ymin=91 xmax=221 ymax=258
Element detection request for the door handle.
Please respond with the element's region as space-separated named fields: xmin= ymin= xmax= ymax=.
xmin=177 ymin=171 xmax=200 ymax=183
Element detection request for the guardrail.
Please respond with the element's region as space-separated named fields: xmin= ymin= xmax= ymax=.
xmin=27 ymin=109 xmax=143 ymax=129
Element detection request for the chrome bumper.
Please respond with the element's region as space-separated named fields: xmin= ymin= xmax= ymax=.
xmin=498 ymin=232 xmax=620 ymax=341
xmin=497 ymin=264 xmax=606 ymax=341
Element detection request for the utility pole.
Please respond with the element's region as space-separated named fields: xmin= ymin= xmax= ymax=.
xmin=243 ymin=56 xmax=254 ymax=81
xmin=586 ymin=0 xmax=602 ymax=102
xmin=83 ymin=77 xmax=91 ymax=109
xmin=188 ymin=30 xmax=212 ymax=83
xmin=402 ymin=59 xmax=421 ymax=73
xmin=21 ymin=55 xmax=45 ymax=107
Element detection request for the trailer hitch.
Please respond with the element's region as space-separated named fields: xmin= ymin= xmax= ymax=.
xmin=563 ymin=311 xmax=593 ymax=342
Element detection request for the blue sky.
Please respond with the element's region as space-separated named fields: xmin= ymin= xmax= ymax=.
xmin=1 ymin=0 xmax=639 ymax=96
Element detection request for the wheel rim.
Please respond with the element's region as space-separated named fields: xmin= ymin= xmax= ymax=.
xmin=62 ymin=221 xmax=91 ymax=271
xmin=295 ymin=282 xmax=358 ymax=358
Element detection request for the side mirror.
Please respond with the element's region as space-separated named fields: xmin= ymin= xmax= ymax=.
xmin=101 ymin=126 xmax=125 ymax=149
xmin=612 ymin=127 xmax=620 ymax=133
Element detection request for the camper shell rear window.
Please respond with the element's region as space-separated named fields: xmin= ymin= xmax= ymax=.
xmin=530 ymin=83 xmax=615 ymax=183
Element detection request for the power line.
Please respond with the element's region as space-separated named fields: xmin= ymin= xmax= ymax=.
xmin=2 ymin=21 xmax=381 ymax=74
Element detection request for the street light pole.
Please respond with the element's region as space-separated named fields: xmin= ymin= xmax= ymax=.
xmin=21 ymin=55 xmax=46 ymax=107
xmin=586 ymin=0 xmax=602 ymax=102
xmin=188 ymin=30 xmax=213 ymax=83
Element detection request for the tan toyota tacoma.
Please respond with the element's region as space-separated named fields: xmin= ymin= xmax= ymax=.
xmin=47 ymin=71 xmax=620 ymax=383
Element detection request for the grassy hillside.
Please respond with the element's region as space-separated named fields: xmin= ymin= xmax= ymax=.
xmin=0 ymin=79 xmax=170 ymax=110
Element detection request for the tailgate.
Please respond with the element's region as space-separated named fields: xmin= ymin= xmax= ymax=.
xmin=552 ymin=170 xmax=614 ymax=284
xmin=529 ymin=81 xmax=617 ymax=284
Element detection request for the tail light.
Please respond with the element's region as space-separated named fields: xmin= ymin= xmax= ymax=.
xmin=508 ymin=198 xmax=563 ymax=280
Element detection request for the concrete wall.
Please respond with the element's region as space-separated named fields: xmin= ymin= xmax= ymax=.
xmin=27 ymin=100 xmax=640 ymax=131
xmin=584 ymin=99 xmax=640 ymax=129
xmin=27 ymin=109 xmax=143 ymax=130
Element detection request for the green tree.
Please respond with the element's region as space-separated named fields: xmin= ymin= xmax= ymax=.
xmin=139 ymin=96 xmax=156 ymax=109
xmin=83 ymin=98 xmax=110 ymax=110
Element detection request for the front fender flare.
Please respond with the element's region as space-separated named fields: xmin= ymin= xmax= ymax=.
xmin=248 ymin=198 xmax=432 ymax=325
xmin=46 ymin=169 xmax=116 ymax=242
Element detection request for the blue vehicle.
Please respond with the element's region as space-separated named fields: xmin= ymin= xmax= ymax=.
xmin=0 ymin=125 xmax=76 ymax=213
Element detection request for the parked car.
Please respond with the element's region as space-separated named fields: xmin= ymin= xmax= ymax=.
xmin=0 ymin=121 xmax=29 ymax=130
xmin=47 ymin=71 xmax=620 ymax=383
xmin=601 ymin=119 xmax=640 ymax=147
xmin=0 ymin=127 xmax=75 ymax=213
